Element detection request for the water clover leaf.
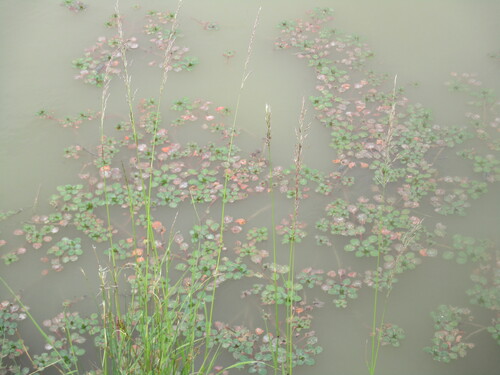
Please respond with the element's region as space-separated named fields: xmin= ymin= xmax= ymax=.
xmin=220 ymin=259 xmax=249 ymax=279
xmin=48 ymin=237 xmax=83 ymax=263
xmin=315 ymin=235 xmax=331 ymax=246
xmin=433 ymin=222 xmax=447 ymax=237
xmin=466 ymin=281 xmax=499 ymax=310
xmin=466 ymin=267 xmax=499 ymax=310
xmin=2 ymin=252 xmax=20 ymax=265
xmin=171 ymin=97 xmax=193 ymax=111
xmin=487 ymin=320 xmax=500 ymax=345
xmin=246 ymin=227 xmax=268 ymax=242
xmin=424 ymin=305 xmax=475 ymax=362
xmin=0 ymin=209 xmax=22 ymax=222
xmin=277 ymin=20 xmax=297 ymax=31
xmin=345 ymin=238 xmax=360 ymax=252
xmin=175 ymin=262 xmax=187 ymax=271
xmin=442 ymin=235 xmax=491 ymax=264
xmin=309 ymin=93 xmax=333 ymax=110
xmin=73 ymin=212 xmax=108 ymax=242
xmin=173 ymin=57 xmax=199 ymax=72
xmin=62 ymin=0 xmax=87 ymax=12
xmin=72 ymin=57 xmax=93 ymax=70
xmin=379 ymin=324 xmax=406 ymax=347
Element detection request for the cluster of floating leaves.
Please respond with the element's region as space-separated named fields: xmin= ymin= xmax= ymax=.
xmin=61 ymin=0 xmax=87 ymax=13
xmin=36 ymin=109 xmax=99 ymax=129
xmin=144 ymin=11 xmax=198 ymax=71
xmin=104 ymin=13 xmax=121 ymax=29
xmin=297 ymin=268 xmax=362 ymax=308
xmin=223 ymin=49 xmax=236 ymax=63
xmin=274 ymin=7 xmax=499 ymax=359
xmin=1 ymin=6 xmax=499 ymax=373
xmin=211 ymin=319 xmax=322 ymax=374
xmin=378 ymin=323 xmax=406 ymax=347
xmin=0 ymin=209 xmax=22 ymax=222
xmin=193 ymin=18 xmax=220 ymax=32
xmin=424 ymin=305 xmax=475 ymax=362
xmin=71 ymin=35 xmax=134 ymax=86
xmin=70 ymin=10 xmax=199 ymax=83
xmin=0 ymin=300 xmax=29 ymax=375
xmin=424 ymin=239 xmax=499 ymax=363
xmin=278 ymin=14 xmax=499 ymax=221
xmin=31 ymin=311 xmax=100 ymax=373
xmin=0 ymin=297 xmax=101 ymax=375
xmin=467 ymin=259 xmax=499 ymax=313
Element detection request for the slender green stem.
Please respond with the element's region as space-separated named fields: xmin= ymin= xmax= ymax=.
xmin=368 ymin=76 xmax=398 ymax=375
xmin=265 ymin=104 xmax=281 ymax=375
xmin=207 ymin=4 xmax=261 ymax=339
xmin=285 ymin=98 xmax=309 ymax=375
xmin=368 ymin=215 xmax=383 ymax=375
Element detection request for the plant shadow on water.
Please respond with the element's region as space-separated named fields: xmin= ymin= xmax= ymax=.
xmin=0 ymin=2 xmax=499 ymax=375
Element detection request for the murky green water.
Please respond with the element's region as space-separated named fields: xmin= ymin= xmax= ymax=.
xmin=1 ymin=1 xmax=499 ymax=374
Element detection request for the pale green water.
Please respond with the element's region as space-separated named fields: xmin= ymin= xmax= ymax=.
xmin=1 ymin=1 xmax=499 ymax=374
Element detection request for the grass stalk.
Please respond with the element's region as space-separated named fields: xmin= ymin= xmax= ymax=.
xmin=96 ymin=36 xmax=122 ymax=375
xmin=264 ymin=104 xmax=281 ymax=375
xmin=368 ymin=209 xmax=384 ymax=375
xmin=98 ymin=1 xmax=200 ymax=373
xmin=206 ymin=4 xmax=262 ymax=342
xmin=285 ymin=98 xmax=309 ymax=375
xmin=98 ymin=2 xmax=263 ymax=373
xmin=368 ymin=75 xmax=398 ymax=375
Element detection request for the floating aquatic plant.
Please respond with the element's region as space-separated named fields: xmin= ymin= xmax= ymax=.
xmin=193 ymin=19 xmax=220 ymax=31
xmin=143 ymin=10 xmax=200 ymax=71
xmin=223 ymin=49 xmax=236 ymax=62
xmin=274 ymin=8 xmax=499 ymax=373
xmin=61 ymin=0 xmax=87 ymax=13
xmin=0 ymin=300 xmax=29 ymax=375
xmin=466 ymin=256 xmax=499 ymax=311
xmin=441 ymin=234 xmax=492 ymax=264
xmin=424 ymin=305 xmax=475 ymax=362
xmin=378 ymin=323 xmax=405 ymax=347
xmin=487 ymin=318 xmax=500 ymax=345
xmin=104 ymin=13 xmax=121 ymax=29
xmin=0 ymin=209 xmax=22 ymax=222
xmin=45 ymin=237 xmax=83 ymax=271
xmin=37 ymin=109 xmax=99 ymax=128
xmin=1 ymin=5 xmax=498 ymax=375
xmin=31 ymin=311 xmax=100 ymax=373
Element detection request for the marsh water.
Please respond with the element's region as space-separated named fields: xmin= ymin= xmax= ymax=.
xmin=1 ymin=1 xmax=499 ymax=374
